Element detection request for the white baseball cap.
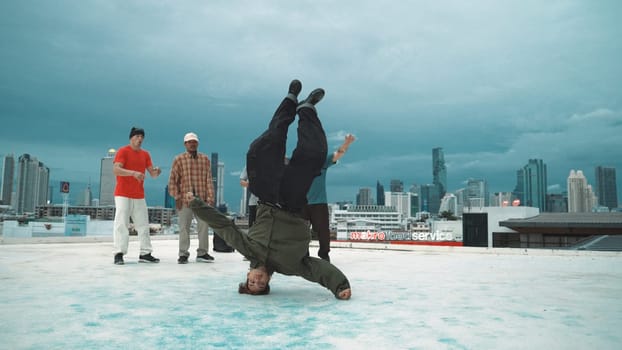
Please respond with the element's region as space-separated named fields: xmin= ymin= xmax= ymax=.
xmin=184 ymin=132 xmax=199 ymax=143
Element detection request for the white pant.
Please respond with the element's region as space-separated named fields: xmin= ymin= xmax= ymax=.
xmin=113 ymin=196 xmax=153 ymax=256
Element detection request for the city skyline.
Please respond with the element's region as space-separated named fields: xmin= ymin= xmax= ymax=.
xmin=1 ymin=150 xmax=619 ymax=214
xmin=1 ymin=1 xmax=621 ymax=211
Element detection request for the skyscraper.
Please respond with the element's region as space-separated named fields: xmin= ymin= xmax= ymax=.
xmin=432 ymin=147 xmax=447 ymax=198
xmin=420 ymin=184 xmax=440 ymax=213
xmin=211 ymin=152 xmax=219 ymax=206
xmin=79 ymin=184 xmax=93 ymax=206
xmin=465 ymin=178 xmax=488 ymax=208
xmin=385 ymin=191 xmax=411 ymax=218
xmin=1 ymin=154 xmax=14 ymax=206
xmin=390 ymin=179 xmax=403 ymax=192
xmin=567 ymin=170 xmax=597 ymax=213
xmin=216 ymin=161 xmax=225 ymax=206
xmin=522 ymin=159 xmax=547 ymax=211
xmin=595 ymin=166 xmax=618 ymax=210
xmin=512 ymin=169 xmax=525 ymax=205
xmin=15 ymin=154 xmax=49 ymax=214
xmin=99 ymin=149 xmax=116 ymax=206
xmin=356 ymin=187 xmax=373 ymax=205
xmin=376 ymin=180 xmax=385 ymax=205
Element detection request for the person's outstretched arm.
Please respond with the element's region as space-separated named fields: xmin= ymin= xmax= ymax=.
xmin=186 ymin=192 xmax=254 ymax=257
xmin=331 ymin=133 xmax=356 ymax=163
xmin=292 ymin=257 xmax=351 ymax=299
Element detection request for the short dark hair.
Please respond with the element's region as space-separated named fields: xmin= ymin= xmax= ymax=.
xmin=238 ymin=281 xmax=270 ymax=296
xmin=129 ymin=127 xmax=145 ymax=139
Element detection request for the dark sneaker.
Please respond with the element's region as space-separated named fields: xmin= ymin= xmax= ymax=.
xmin=289 ymin=79 xmax=302 ymax=97
xmin=114 ymin=253 xmax=124 ymax=265
xmin=178 ymin=255 xmax=189 ymax=264
xmin=196 ymin=253 xmax=215 ymax=263
xmin=139 ymin=253 xmax=160 ymax=263
xmin=298 ymin=88 xmax=325 ymax=107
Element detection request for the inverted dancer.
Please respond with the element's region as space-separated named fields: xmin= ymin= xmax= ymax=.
xmin=186 ymin=80 xmax=351 ymax=300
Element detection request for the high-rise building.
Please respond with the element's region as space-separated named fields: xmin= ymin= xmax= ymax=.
xmin=79 ymin=184 xmax=93 ymax=206
xmin=595 ymin=166 xmax=618 ymax=210
xmin=466 ymin=178 xmax=488 ymax=208
xmin=410 ymin=192 xmax=420 ymax=216
xmin=240 ymin=186 xmax=248 ymax=216
xmin=522 ymin=159 xmax=547 ymax=211
xmin=433 ymin=147 xmax=447 ymax=198
xmin=99 ymin=149 xmax=116 ymax=206
xmin=385 ymin=191 xmax=411 ymax=219
xmin=546 ymin=193 xmax=568 ymax=213
xmin=356 ymin=187 xmax=374 ymax=205
xmin=1 ymin=154 xmax=14 ymax=206
xmin=420 ymin=184 xmax=440 ymax=214
xmin=390 ymin=179 xmax=403 ymax=193
xmin=216 ymin=161 xmax=225 ymax=206
xmin=512 ymin=169 xmax=525 ymax=205
xmin=15 ymin=154 xmax=49 ymax=214
xmin=567 ymin=170 xmax=597 ymax=212
xmin=439 ymin=193 xmax=458 ymax=215
xmin=211 ymin=152 xmax=219 ymax=206
xmin=376 ymin=180 xmax=385 ymax=205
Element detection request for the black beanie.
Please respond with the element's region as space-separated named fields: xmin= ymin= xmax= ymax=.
xmin=129 ymin=127 xmax=145 ymax=139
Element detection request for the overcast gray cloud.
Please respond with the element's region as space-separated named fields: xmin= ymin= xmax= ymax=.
xmin=1 ymin=0 xmax=621 ymax=210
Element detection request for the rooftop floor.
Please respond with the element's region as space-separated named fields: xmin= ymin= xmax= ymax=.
xmin=1 ymin=238 xmax=621 ymax=349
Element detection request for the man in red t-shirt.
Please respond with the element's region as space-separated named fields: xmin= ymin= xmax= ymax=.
xmin=112 ymin=127 xmax=162 ymax=265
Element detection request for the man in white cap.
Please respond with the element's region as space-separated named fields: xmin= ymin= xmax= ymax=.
xmin=168 ymin=132 xmax=216 ymax=264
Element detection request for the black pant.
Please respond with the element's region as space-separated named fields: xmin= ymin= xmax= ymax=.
xmin=304 ymin=203 xmax=331 ymax=256
xmin=247 ymin=98 xmax=327 ymax=212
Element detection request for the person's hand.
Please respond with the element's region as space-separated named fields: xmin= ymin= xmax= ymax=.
xmin=184 ymin=192 xmax=195 ymax=203
xmin=344 ymin=133 xmax=356 ymax=145
xmin=150 ymin=166 xmax=161 ymax=178
xmin=133 ymin=171 xmax=145 ymax=182
xmin=338 ymin=288 xmax=351 ymax=300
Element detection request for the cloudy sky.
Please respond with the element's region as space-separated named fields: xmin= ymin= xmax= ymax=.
xmin=1 ymin=0 xmax=621 ymax=211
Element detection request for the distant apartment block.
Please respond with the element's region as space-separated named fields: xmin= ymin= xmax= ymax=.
xmin=567 ymin=170 xmax=597 ymax=213
xmin=36 ymin=204 xmax=173 ymax=226
xmin=1 ymin=153 xmax=14 ymax=206
xmin=16 ymin=154 xmax=49 ymax=214
xmin=99 ymin=149 xmax=116 ymax=206
xmin=595 ymin=166 xmax=618 ymax=210
xmin=331 ymin=204 xmax=403 ymax=239
xmin=356 ymin=187 xmax=374 ymax=205
xmin=521 ymin=159 xmax=547 ymax=211
xmin=432 ymin=147 xmax=447 ymax=198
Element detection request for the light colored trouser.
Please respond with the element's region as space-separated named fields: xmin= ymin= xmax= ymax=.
xmin=178 ymin=207 xmax=210 ymax=257
xmin=113 ymin=196 xmax=153 ymax=256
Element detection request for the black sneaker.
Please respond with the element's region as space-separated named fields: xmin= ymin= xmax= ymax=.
xmin=139 ymin=253 xmax=160 ymax=263
xmin=289 ymin=79 xmax=302 ymax=97
xmin=196 ymin=253 xmax=215 ymax=263
xmin=178 ymin=255 xmax=188 ymax=264
xmin=298 ymin=88 xmax=325 ymax=107
xmin=114 ymin=253 xmax=124 ymax=265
